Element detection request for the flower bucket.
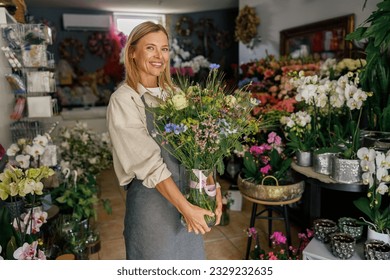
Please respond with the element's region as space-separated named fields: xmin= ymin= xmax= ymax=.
xmin=330 ymin=155 xmax=361 ymax=183
xmin=237 ymin=174 xmax=304 ymax=201
xmin=313 ymin=152 xmax=336 ymax=175
xmin=295 ymin=150 xmax=312 ymax=167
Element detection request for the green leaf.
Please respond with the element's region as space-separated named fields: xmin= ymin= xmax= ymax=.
xmin=353 ymin=197 xmax=375 ymax=222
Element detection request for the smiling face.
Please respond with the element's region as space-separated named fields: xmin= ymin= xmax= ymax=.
xmin=132 ymin=31 xmax=170 ymax=87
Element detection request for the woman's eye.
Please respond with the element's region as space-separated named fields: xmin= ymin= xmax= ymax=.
xmin=162 ymin=47 xmax=169 ymax=52
xmin=146 ymin=46 xmax=154 ymax=51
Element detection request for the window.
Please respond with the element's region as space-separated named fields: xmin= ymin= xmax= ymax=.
xmin=113 ymin=13 xmax=166 ymax=35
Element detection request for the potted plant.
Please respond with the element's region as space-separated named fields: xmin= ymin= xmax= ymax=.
xmin=346 ymin=0 xmax=390 ymax=132
xmin=354 ymin=147 xmax=390 ymax=242
xmin=238 ymin=131 xmax=304 ymax=201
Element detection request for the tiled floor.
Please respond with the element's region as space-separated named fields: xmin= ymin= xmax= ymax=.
xmin=92 ymin=168 xmax=301 ymax=260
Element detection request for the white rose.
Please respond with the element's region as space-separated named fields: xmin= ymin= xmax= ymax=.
xmin=171 ymin=94 xmax=189 ymax=110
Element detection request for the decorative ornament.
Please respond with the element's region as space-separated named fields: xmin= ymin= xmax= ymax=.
xmin=175 ymin=16 xmax=194 ymax=37
xmin=235 ymin=5 xmax=261 ymax=48
xmin=58 ymin=38 xmax=85 ymax=66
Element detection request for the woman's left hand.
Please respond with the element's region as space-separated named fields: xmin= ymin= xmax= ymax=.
xmin=214 ymin=182 xmax=223 ymax=226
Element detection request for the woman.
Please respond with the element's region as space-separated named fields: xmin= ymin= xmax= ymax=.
xmin=107 ymin=21 xmax=222 ymax=260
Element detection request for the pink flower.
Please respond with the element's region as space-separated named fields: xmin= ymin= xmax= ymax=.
xmin=13 ymin=241 xmax=46 ymax=260
xmin=267 ymin=132 xmax=282 ymax=145
xmin=260 ymin=164 xmax=271 ymax=175
xmin=271 ymin=231 xmax=287 ymax=245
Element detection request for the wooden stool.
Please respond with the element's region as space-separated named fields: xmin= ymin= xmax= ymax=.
xmin=243 ymin=194 xmax=301 ymax=260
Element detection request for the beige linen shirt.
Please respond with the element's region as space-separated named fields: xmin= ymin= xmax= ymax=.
xmin=106 ymin=83 xmax=171 ymax=188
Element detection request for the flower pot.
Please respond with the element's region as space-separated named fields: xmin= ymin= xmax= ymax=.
xmin=338 ymin=217 xmax=363 ymax=240
xmin=330 ymin=155 xmax=361 ymax=183
xmin=183 ymin=168 xmax=217 ymax=227
xmin=367 ymin=227 xmax=390 ymax=244
xmin=237 ymin=174 xmax=304 ymax=201
xmin=4 ymin=199 xmax=25 ymax=220
xmin=313 ymin=151 xmax=336 ymax=175
xmin=295 ymin=150 xmax=312 ymax=167
xmin=364 ymin=239 xmax=390 ymax=260
xmin=313 ymin=219 xmax=337 ymax=243
xmin=330 ymin=232 xmax=356 ymax=259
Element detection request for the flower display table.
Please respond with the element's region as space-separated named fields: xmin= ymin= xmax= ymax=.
xmin=290 ymin=162 xmax=368 ymax=228
xmin=303 ymin=237 xmax=364 ymax=260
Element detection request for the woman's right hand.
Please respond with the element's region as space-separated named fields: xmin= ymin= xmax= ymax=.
xmin=181 ymin=203 xmax=214 ymax=235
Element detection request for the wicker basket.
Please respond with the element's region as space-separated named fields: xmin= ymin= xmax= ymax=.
xmin=237 ymin=174 xmax=304 ymax=201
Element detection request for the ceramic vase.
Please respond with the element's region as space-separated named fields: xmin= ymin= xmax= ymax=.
xmin=367 ymin=227 xmax=390 ymax=244
xmin=364 ymin=239 xmax=390 ymax=260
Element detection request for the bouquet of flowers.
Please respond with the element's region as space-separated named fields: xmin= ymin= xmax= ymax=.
xmin=355 ymin=147 xmax=390 ymax=233
xmin=247 ymin=227 xmax=314 ymax=260
xmin=241 ymin=131 xmax=292 ymax=185
xmin=152 ymin=64 xmax=263 ymax=225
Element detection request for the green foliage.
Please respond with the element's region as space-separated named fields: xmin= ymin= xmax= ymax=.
xmin=346 ymin=0 xmax=390 ymax=131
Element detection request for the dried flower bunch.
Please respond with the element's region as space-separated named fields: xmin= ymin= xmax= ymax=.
xmin=235 ymin=5 xmax=260 ymax=45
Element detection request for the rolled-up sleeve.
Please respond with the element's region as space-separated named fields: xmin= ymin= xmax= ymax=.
xmin=106 ymin=85 xmax=171 ymax=188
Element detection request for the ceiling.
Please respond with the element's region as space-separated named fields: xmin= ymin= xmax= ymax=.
xmin=26 ymin=0 xmax=239 ymax=14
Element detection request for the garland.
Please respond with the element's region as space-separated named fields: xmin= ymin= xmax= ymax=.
xmin=58 ymin=38 xmax=85 ymax=65
xmin=235 ymin=5 xmax=260 ymax=44
xmin=175 ymin=16 xmax=194 ymax=37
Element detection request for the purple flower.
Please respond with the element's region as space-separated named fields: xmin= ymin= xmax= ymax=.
xmin=209 ymin=63 xmax=220 ymax=70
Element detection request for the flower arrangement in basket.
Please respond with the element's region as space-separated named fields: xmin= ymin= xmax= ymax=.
xmin=238 ymin=131 xmax=304 ymax=201
xmin=151 ymin=64 xmax=266 ymax=225
xmin=354 ymin=147 xmax=390 ymax=234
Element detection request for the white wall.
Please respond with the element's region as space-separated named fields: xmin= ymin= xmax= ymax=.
xmin=239 ymin=0 xmax=381 ymax=64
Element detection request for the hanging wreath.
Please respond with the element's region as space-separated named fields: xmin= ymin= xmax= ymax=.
xmin=58 ymin=38 xmax=85 ymax=65
xmin=87 ymin=32 xmax=113 ymax=58
xmin=215 ymin=30 xmax=232 ymax=50
xmin=175 ymin=16 xmax=194 ymax=37
xmin=235 ymin=5 xmax=260 ymax=44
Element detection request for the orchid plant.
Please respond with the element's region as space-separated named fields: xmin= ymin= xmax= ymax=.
xmin=6 ymin=134 xmax=52 ymax=169
xmin=58 ymin=121 xmax=112 ymax=179
xmin=241 ymin=131 xmax=292 ymax=185
xmin=355 ymin=147 xmax=390 ymax=233
xmin=289 ymin=63 xmax=370 ymax=159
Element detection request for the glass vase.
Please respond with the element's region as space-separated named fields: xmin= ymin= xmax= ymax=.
xmin=183 ymin=168 xmax=217 ymax=227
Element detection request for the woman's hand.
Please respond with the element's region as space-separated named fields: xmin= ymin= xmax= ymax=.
xmin=181 ymin=204 xmax=214 ymax=235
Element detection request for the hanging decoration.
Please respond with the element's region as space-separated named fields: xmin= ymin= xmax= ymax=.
xmin=175 ymin=16 xmax=194 ymax=37
xmin=87 ymin=32 xmax=113 ymax=58
xmin=58 ymin=38 xmax=85 ymax=66
xmin=215 ymin=30 xmax=232 ymax=50
xmin=234 ymin=5 xmax=261 ymax=48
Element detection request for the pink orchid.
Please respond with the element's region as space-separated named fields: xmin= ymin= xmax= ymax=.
xmin=260 ymin=164 xmax=271 ymax=175
xmin=13 ymin=241 xmax=46 ymax=260
xmin=271 ymin=231 xmax=287 ymax=245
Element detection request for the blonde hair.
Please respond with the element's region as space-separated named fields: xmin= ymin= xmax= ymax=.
xmin=124 ymin=21 xmax=174 ymax=91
